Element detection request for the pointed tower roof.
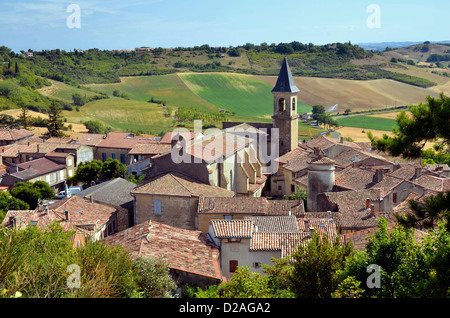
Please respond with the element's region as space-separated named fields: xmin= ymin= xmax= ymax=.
xmin=272 ymin=56 xmax=300 ymax=93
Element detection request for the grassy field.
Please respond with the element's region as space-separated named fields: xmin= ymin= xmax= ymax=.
xmin=39 ymin=79 xmax=99 ymax=104
xmin=63 ymin=98 xmax=173 ymax=135
xmin=87 ymin=74 xmax=217 ymax=112
xmin=337 ymin=115 xmax=399 ymax=131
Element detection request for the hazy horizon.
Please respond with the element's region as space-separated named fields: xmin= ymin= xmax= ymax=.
xmin=1 ymin=0 xmax=449 ymax=52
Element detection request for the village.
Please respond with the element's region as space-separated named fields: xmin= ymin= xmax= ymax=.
xmin=1 ymin=58 xmax=449 ymax=292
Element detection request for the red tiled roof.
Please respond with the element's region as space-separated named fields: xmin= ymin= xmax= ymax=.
xmin=198 ymin=197 xmax=305 ymax=215
xmin=210 ymin=219 xmax=254 ymax=238
xmin=128 ymin=143 xmax=171 ymax=155
xmin=132 ymin=171 xmax=235 ymax=198
xmin=335 ymin=166 xmax=376 ymax=190
xmin=306 ymin=135 xmax=361 ymax=151
xmin=413 ymin=174 xmax=450 ymax=192
xmin=0 ymin=129 xmax=33 ymax=141
xmin=75 ymin=133 xmax=105 ymax=147
xmin=96 ymin=132 xmax=155 ymax=149
xmin=16 ymin=157 xmax=67 ymax=175
xmin=102 ymin=220 xmax=222 ymax=280
xmin=2 ymin=196 xmax=118 ymax=235
xmin=160 ymin=131 xmax=200 ymax=144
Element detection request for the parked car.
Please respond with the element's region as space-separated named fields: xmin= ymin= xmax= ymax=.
xmin=56 ymin=186 xmax=83 ymax=199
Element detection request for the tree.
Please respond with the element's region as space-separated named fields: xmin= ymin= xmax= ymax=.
xmin=338 ymin=218 xmax=429 ymax=298
xmin=17 ymin=106 xmax=32 ymax=130
xmin=84 ymin=120 xmax=106 ymax=134
xmin=132 ymin=256 xmax=177 ymax=298
xmin=312 ymin=105 xmax=325 ymax=121
xmin=101 ymin=158 xmax=126 ymax=180
xmin=288 ymin=233 xmax=353 ymax=298
xmin=368 ymin=93 xmax=450 ymax=158
xmin=0 ymin=192 xmax=29 ymax=223
xmin=10 ymin=181 xmax=55 ymax=209
xmin=368 ymin=93 xmax=450 ymax=231
xmin=344 ymin=108 xmax=351 ymax=115
xmin=46 ymin=101 xmax=66 ymax=138
xmin=395 ymin=191 xmax=450 ymax=232
xmin=74 ymin=160 xmax=103 ymax=184
xmin=72 ymin=93 xmax=86 ymax=106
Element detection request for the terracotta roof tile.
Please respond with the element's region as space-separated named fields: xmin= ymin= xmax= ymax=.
xmin=0 ymin=129 xmax=33 ymax=141
xmin=132 ymin=171 xmax=234 ymax=198
xmin=128 ymin=143 xmax=171 ymax=155
xmin=102 ymin=220 xmax=222 ymax=280
xmin=210 ymin=219 xmax=254 ymax=238
xmin=198 ymin=197 xmax=304 ymax=215
xmin=2 ymin=196 xmax=118 ymax=235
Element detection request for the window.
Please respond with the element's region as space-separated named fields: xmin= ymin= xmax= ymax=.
xmin=227 ymin=238 xmax=241 ymax=243
xmin=68 ymin=170 xmax=73 ymax=177
xmin=46 ymin=175 xmax=50 ymax=184
xmin=224 ymin=215 xmax=233 ymax=220
xmin=67 ymin=158 xmax=73 ymax=166
xmin=102 ymin=153 xmax=107 ymax=162
xmin=393 ymin=192 xmax=397 ymax=203
xmin=60 ymin=170 xmax=64 ymax=180
xmin=292 ymin=98 xmax=296 ymax=111
xmin=120 ymin=153 xmax=126 ymax=164
xmin=278 ymin=98 xmax=285 ymax=112
xmin=154 ymin=199 xmax=162 ymax=215
xmin=111 ymin=153 xmax=116 ymax=160
xmin=229 ymin=260 xmax=238 ymax=273
xmin=291 ymin=184 xmax=295 ymax=192
xmin=53 ymin=172 xmax=57 ymax=182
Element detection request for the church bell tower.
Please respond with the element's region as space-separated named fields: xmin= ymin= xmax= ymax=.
xmin=272 ymin=57 xmax=300 ymax=156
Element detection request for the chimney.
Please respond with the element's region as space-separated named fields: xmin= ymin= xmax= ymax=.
xmin=313 ymin=147 xmax=320 ymax=156
xmin=414 ymin=167 xmax=422 ymax=180
xmin=65 ymin=209 xmax=70 ymax=221
xmin=340 ymin=137 xmax=344 ymax=143
xmin=366 ymin=198 xmax=370 ymax=209
xmin=373 ymin=168 xmax=384 ymax=183
xmin=309 ymin=227 xmax=314 ymax=237
xmin=45 ymin=206 xmax=49 ymax=215
xmin=90 ymin=195 xmax=93 ymax=203
xmin=304 ymin=219 xmax=310 ymax=231
xmin=370 ymin=204 xmax=375 ymax=216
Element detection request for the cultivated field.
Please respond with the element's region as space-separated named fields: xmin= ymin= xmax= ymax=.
xmin=257 ymin=75 xmax=441 ymax=113
xmin=336 ymin=115 xmax=398 ymax=132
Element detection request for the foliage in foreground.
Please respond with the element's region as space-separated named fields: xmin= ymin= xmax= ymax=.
xmin=194 ymin=218 xmax=450 ymax=298
xmin=0 ymin=223 xmax=176 ymax=298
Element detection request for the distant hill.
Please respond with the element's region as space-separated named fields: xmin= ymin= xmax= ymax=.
xmin=357 ymin=41 xmax=450 ymax=52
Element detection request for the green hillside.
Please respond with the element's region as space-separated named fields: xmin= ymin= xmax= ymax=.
xmin=337 ymin=115 xmax=399 ymax=131
xmin=88 ymin=74 xmax=218 ymax=112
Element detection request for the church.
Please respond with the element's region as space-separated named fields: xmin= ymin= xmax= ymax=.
xmin=143 ymin=57 xmax=301 ymax=198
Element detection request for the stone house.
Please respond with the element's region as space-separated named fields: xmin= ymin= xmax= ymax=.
xmin=145 ymin=129 xmax=267 ymax=197
xmin=131 ymin=170 xmax=234 ymax=230
xmin=1 ymin=195 xmax=119 ymax=245
xmin=208 ymin=215 xmax=338 ymax=279
xmin=1 ymin=153 xmax=76 ymax=192
xmin=197 ymin=196 xmax=305 ymax=232
xmin=76 ymin=177 xmax=137 ymax=231
xmin=0 ymin=129 xmax=34 ymax=146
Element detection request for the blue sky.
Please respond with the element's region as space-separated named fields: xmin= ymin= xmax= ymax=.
xmin=1 ymin=0 xmax=449 ymax=52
